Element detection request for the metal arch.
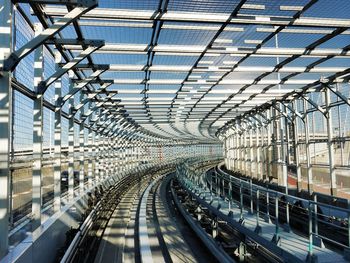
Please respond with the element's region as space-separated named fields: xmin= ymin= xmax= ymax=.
xmin=73 ymin=82 xmax=114 ymax=112
xmin=38 ymin=42 xmax=105 ymax=94
xmin=60 ymin=70 xmax=110 ymax=105
xmin=2 ymin=4 xmax=97 ymax=71
xmin=169 ymin=0 xmax=249 ymax=123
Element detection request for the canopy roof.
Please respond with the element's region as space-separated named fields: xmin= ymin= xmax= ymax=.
xmin=12 ymin=0 xmax=350 ymax=142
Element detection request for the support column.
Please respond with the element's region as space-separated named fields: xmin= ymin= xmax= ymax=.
xmin=293 ymin=101 xmax=302 ymax=192
xmin=68 ymin=74 xmax=75 ymax=200
xmin=0 ymin=0 xmax=12 ymax=257
xmin=238 ymin=132 xmax=242 ymax=172
xmin=280 ymin=103 xmax=288 ymax=189
xmin=249 ymin=128 xmax=254 ymax=177
xmin=230 ymin=136 xmax=233 ymax=170
xmin=304 ymin=99 xmax=313 ymax=194
xmin=108 ymin=136 xmax=113 ymax=177
xmin=266 ymin=110 xmax=272 ymax=181
xmin=243 ymin=126 xmax=248 ymax=174
xmin=272 ymin=107 xmax=280 ymax=182
xmin=87 ymin=129 xmax=93 ymax=187
xmin=99 ymin=134 xmax=105 ymax=180
xmin=256 ymin=127 xmax=261 ymax=180
xmin=112 ymin=136 xmax=117 ymax=179
xmin=325 ymin=87 xmax=337 ymax=196
xmin=32 ymin=23 xmax=44 ymax=231
xmin=53 ymin=51 xmax=62 ymax=212
xmin=232 ymin=134 xmax=236 ymax=170
xmin=79 ymin=123 xmax=84 ymax=193
xmin=94 ymin=132 xmax=100 ymax=182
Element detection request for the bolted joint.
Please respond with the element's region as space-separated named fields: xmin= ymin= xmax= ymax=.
xmin=56 ymin=97 xmax=64 ymax=107
xmin=37 ymin=81 xmax=48 ymax=95
xmin=71 ymin=107 xmax=78 ymax=116
xmin=76 ymin=0 xmax=98 ymax=7
xmin=3 ymin=53 xmax=20 ymax=72
xmin=89 ymin=40 xmax=105 ymax=47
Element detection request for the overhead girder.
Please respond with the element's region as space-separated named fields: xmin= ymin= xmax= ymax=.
xmin=201 ymin=26 xmax=348 ymax=133
xmin=323 ymin=83 xmax=350 ymax=108
xmin=62 ymin=45 xmax=350 ymax=58
xmin=6 ymin=0 xmax=350 ymax=145
xmin=70 ymin=78 xmax=344 ymax=86
xmin=38 ymin=41 xmax=104 ymax=94
xmin=13 ymin=0 xmax=97 ymax=6
xmin=73 ymin=82 xmax=114 ymax=112
xmin=299 ymin=94 xmax=326 ymax=116
xmin=42 ymin=6 xmax=350 ymax=28
xmin=68 ymin=64 xmax=350 ymax=73
xmin=184 ymin=0 xmax=319 ymax=133
xmin=271 ymin=102 xmax=293 ymax=122
xmin=60 ymin=69 xmax=109 ymax=105
xmin=2 ymin=4 xmax=97 ymax=71
xmin=81 ymin=94 xmax=118 ymax=120
xmin=282 ymin=102 xmax=304 ymax=120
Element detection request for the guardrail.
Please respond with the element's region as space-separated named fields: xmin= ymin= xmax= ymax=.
xmin=212 ymin=164 xmax=350 ymax=260
xmin=60 ymin=200 xmax=101 ymax=263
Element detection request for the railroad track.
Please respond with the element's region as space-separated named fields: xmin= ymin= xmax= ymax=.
xmin=93 ymin=167 xmax=200 ymax=263
xmin=60 ymin=159 xmax=223 ymax=263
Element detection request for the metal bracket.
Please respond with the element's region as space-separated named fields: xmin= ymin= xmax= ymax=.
xmin=324 ymin=83 xmax=350 ymax=107
xmin=271 ymin=103 xmax=293 ymax=122
xmin=300 ymin=94 xmax=326 ymax=116
xmin=271 ymin=234 xmax=281 ymax=246
xmin=282 ymin=102 xmax=303 ymax=120
xmin=254 ymin=225 xmax=262 ymax=234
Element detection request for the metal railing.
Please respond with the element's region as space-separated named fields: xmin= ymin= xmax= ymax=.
xmin=213 ymin=165 xmax=350 ymax=259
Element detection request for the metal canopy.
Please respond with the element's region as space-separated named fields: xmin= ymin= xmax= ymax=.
xmin=4 ymin=0 xmax=350 ymax=142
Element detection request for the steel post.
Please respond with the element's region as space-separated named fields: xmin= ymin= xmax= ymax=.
xmin=32 ymin=23 xmax=44 ymax=231
xmin=53 ymin=50 xmax=62 ymax=212
xmin=0 ymin=0 xmax=12 ymax=257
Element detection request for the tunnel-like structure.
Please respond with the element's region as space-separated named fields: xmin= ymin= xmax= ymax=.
xmin=1 ymin=0 xmax=350 ymax=262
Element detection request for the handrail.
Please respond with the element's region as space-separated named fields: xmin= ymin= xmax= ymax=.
xmin=60 ymin=200 xmax=101 ymax=263
xmin=213 ymin=163 xmax=350 ymax=253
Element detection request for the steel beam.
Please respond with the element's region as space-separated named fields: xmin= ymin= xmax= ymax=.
xmin=71 ymin=78 xmax=332 ymax=86
xmin=324 ymin=83 xmax=350 ymax=108
xmin=42 ymin=6 xmax=350 ymax=28
xmin=61 ymin=69 xmax=109 ymax=104
xmin=300 ymin=94 xmax=326 ymax=116
xmin=46 ymin=38 xmax=103 ymax=46
xmin=53 ymin=50 xmax=62 ymax=212
xmin=94 ymin=132 xmax=100 ymax=182
xmin=0 ymin=0 xmax=12 ymax=258
xmin=79 ymin=121 xmax=85 ymax=193
xmin=73 ymin=82 xmax=113 ymax=111
xmin=14 ymin=0 xmax=97 ymax=6
xmin=324 ymin=87 xmax=337 ymax=196
xmin=32 ymin=23 xmax=44 ymax=231
xmin=68 ymin=75 xmax=75 ymax=201
xmin=3 ymin=5 xmax=97 ymax=71
xmin=303 ymin=99 xmax=313 ymax=194
xmin=38 ymin=42 xmax=104 ymax=94
xmin=56 ymin=64 xmax=350 ymax=73
xmin=292 ymin=101 xmax=303 ymax=192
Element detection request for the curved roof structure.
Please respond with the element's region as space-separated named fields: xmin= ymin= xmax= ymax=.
xmin=4 ymin=0 xmax=350 ymax=144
